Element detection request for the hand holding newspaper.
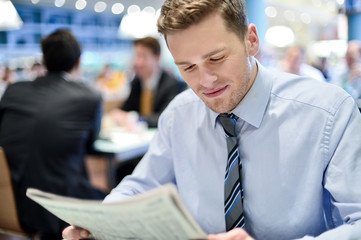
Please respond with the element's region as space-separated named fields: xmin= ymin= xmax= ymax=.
xmin=26 ymin=184 xmax=207 ymax=240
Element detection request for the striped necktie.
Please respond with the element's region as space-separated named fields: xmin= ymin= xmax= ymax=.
xmin=218 ymin=113 xmax=245 ymax=230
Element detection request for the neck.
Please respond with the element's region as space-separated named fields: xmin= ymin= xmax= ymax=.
xmin=247 ymin=58 xmax=259 ymax=94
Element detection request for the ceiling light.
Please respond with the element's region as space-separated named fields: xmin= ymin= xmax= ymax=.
xmin=143 ymin=6 xmax=155 ymax=15
xmin=112 ymin=3 xmax=124 ymax=14
xmin=327 ymin=1 xmax=337 ymax=12
xmin=336 ymin=0 xmax=345 ymax=5
xmin=31 ymin=0 xmax=40 ymax=4
xmin=0 ymin=0 xmax=23 ymax=30
xmin=284 ymin=10 xmax=296 ymax=22
xmin=127 ymin=5 xmax=140 ymax=15
xmin=120 ymin=10 xmax=158 ymax=38
xmin=94 ymin=1 xmax=107 ymax=13
xmin=300 ymin=13 xmax=311 ymax=25
xmin=265 ymin=25 xmax=295 ymax=48
xmin=54 ymin=0 xmax=65 ymax=8
xmin=265 ymin=6 xmax=277 ymax=18
xmin=75 ymin=0 xmax=87 ymax=10
xmin=311 ymin=40 xmax=347 ymax=58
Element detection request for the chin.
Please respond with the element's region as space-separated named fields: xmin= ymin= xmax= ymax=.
xmin=207 ymin=103 xmax=234 ymax=114
xmin=199 ymin=93 xmax=236 ymax=113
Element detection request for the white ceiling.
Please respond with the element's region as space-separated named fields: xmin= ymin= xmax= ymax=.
xmin=266 ymin=0 xmax=344 ymax=46
xmin=10 ymin=0 xmax=342 ymax=16
xmin=10 ymin=0 xmax=345 ymax=46
xmin=11 ymin=0 xmax=165 ymax=13
xmin=268 ymin=0 xmax=342 ymax=25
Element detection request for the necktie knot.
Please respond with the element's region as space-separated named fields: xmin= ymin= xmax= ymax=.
xmin=218 ymin=113 xmax=238 ymax=137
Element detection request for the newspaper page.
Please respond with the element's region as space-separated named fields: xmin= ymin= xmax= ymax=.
xmin=26 ymin=184 xmax=207 ymax=240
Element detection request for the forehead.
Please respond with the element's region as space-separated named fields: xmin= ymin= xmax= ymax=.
xmin=166 ymin=13 xmax=241 ymax=61
xmin=134 ymin=44 xmax=154 ymax=56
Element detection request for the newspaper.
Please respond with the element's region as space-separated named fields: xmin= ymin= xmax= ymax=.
xmin=26 ymin=184 xmax=207 ymax=240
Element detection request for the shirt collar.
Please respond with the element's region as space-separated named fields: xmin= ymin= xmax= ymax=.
xmin=142 ymin=67 xmax=161 ymax=90
xmin=45 ymin=71 xmax=70 ymax=81
xmin=209 ymin=61 xmax=273 ymax=129
xmin=61 ymin=71 xmax=71 ymax=81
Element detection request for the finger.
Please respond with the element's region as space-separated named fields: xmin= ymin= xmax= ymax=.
xmin=208 ymin=232 xmax=227 ymax=240
xmin=62 ymin=225 xmax=90 ymax=240
xmin=208 ymin=228 xmax=249 ymax=240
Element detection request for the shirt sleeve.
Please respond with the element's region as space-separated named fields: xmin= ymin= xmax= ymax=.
xmin=298 ymin=96 xmax=361 ymax=239
xmin=103 ymin=108 xmax=175 ymax=203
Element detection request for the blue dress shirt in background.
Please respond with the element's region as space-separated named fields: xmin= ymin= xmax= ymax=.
xmin=104 ymin=63 xmax=361 ymax=240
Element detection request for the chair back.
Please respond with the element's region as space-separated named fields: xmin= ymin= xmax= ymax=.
xmin=0 ymin=147 xmax=24 ymax=233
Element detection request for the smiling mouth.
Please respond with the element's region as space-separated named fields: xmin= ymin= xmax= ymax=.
xmin=203 ymin=86 xmax=228 ymax=98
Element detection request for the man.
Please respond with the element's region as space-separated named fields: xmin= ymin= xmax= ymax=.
xmin=331 ymin=40 xmax=361 ymax=100
xmin=110 ymin=37 xmax=185 ymax=128
xmin=280 ymin=46 xmax=325 ymax=82
xmin=0 ymin=30 xmax=105 ymax=239
xmin=63 ymin=0 xmax=361 ymax=239
xmin=0 ymin=66 xmax=15 ymax=99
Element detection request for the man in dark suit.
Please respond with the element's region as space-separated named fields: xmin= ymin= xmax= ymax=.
xmin=0 ymin=30 xmax=105 ymax=240
xmin=111 ymin=37 xmax=185 ymax=128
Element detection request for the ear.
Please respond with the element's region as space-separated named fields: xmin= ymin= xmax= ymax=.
xmin=155 ymin=54 xmax=161 ymax=63
xmin=68 ymin=57 xmax=81 ymax=75
xmin=74 ymin=57 xmax=81 ymax=69
xmin=245 ymin=24 xmax=260 ymax=57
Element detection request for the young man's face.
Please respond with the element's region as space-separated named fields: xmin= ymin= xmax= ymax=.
xmin=285 ymin=47 xmax=303 ymax=74
xmin=167 ymin=13 xmax=259 ymax=113
xmin=134 ymin=44 xmax=159 ymax=81
xmin=345 ymin=43 xmax=361 ymax=69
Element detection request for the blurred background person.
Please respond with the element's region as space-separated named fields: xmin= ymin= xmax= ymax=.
xmin=0 ymin=66 xmax=16 ymax=98
xmin=314 ymin=57 xmax=332 ymax=82
xmin=331 ymin=40 xmax=361 ymax=101
xmin=0 ymin=29 xmax=105 ymax=240
xmin=28 ymin=62 xmax=46 ymax=80
xmin=110 ymin=37 xmax=186 ymax=129
xmin=16 ymin=62 xmax=46 ymax=82
xmin=0 ymin=64 xmax=7 ymax=98
xmin=280 ymin=46 xmax=326 ymax=81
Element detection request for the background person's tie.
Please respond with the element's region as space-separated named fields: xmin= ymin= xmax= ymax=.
xmin=218 ymin=113 xmax=245 ymax=230
xmin=140 ymin=87 xmax=154 ymax=117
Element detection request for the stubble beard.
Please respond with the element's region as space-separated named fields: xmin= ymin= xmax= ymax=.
xmin=202 ymin=82 xmax=248 ymax=114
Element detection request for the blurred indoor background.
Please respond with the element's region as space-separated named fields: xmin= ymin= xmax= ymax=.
xmin=0 ymin=0 xmax=360 ymax=86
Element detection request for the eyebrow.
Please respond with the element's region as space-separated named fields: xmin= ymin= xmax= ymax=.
xmin=175 ymin=47 xmax=226 ymax=66
xmin=202 ymin=47 xmax=226 ymax=60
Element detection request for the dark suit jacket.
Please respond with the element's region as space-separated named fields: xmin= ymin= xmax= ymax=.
xmin=0 ymin=73 xmax=104 ymax=236
xmin=121 ymin=70 xmax=186 ymax=128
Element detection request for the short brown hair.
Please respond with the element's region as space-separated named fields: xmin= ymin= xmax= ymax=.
xmin=134 ymin=37 xmax=161 ymax=56
xmin=157 ymin=0 xmax=248 ymax=39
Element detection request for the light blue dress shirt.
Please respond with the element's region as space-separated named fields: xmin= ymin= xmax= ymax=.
xmin=104 ymin=63 xmax=361 ymax=240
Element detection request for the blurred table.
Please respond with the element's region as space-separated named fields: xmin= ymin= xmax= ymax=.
xmin=94 ymin=127 xmax=157 ymax=162
xmin=93 ymin=127 xmax=157 ymax=188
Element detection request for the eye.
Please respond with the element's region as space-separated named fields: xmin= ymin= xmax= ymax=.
xmin=210 ymin=56 xmax=225 ymax=62
xmin=184 ymin=64 xmax=195 ymax=72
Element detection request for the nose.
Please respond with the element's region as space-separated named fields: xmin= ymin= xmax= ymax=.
xmin=199 ymin=68 xmax=217 ymax=88
xmin=134 ymin=56 xmax=144 ymax=68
